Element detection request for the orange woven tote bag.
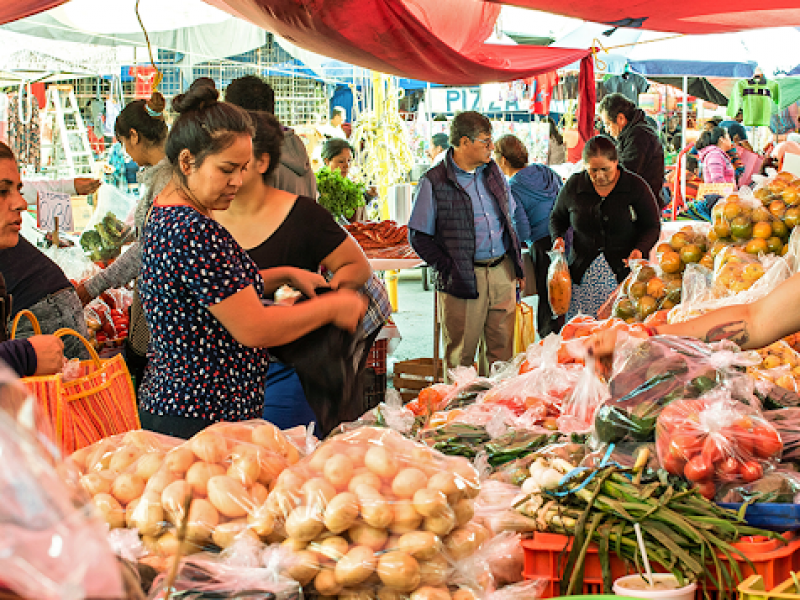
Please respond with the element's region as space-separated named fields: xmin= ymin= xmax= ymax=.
xmin=12 ymin=310 xmax=140 ymax=456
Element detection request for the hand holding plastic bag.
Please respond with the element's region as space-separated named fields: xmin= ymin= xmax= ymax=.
xmin=547 ymin=239 xmax=571 ymax=316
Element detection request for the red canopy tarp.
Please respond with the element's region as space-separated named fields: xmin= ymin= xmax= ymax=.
xmin=0 ymin=0 xmax=65 ymax=25
xmin=204 ymin=0 xmax=589 ymax=85
xmin=492 ymin=0 xmax=800 ymax=34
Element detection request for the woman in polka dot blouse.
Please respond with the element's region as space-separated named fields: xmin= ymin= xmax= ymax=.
xmin=138 ymin=78 xmax=366 ymax=439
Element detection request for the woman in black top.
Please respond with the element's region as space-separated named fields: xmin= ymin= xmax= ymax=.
xmin=550 ymin=135 xmax=661 ymax=321
xmin=215 ymin=111 xmax=371 ymax=429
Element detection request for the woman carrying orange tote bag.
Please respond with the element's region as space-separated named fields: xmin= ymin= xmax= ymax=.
xmin=12 ymin=310 xmax=139 ymax=455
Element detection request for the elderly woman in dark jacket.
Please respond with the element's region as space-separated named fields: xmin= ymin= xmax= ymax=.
xmin=550 ymin=135 xmax=661 ymax=321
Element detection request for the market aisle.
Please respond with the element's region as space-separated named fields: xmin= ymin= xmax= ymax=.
xmin=388 ymin=270 xmax=539 ymax=378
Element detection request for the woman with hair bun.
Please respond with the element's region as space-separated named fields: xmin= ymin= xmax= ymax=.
xmin=138 ymin=78 xmax=367 ymax=439
xmin=76 ymin=91 xmax=171 ymax=388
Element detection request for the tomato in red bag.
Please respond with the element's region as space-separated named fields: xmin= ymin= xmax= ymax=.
xmin=684 ymin=455 xmax=714 ymax=482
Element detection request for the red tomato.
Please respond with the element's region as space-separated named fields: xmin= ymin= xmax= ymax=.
xmin=102 ymin=322 xmax=115 ymax=337
xmin=519 ymin=360 xmax=533 ymax=375
xmin=701 ymin=436 xmax=726 ymax=464
xmin=752 ymin=426 xmax=783 ymax=459
xmin=662 ymin=453 xmax=686 ymax=476
xmin=684 ymin=455 xmax=714 ymax=482
xmin=740 ymin=461 xmax=764 ymax=483
xmin=695 ymin=481 xmax=717 ymax=500
xmin=669 ymin=433 xmax=703 ymax=460
xmin=717 ymin=457 xmax=740 ymax=478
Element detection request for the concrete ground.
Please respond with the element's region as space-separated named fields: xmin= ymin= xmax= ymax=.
xmin=385 ymin=268 xmax=539 ymax=381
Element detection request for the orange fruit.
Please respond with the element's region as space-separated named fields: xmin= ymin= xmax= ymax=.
xmin=680 ymin=244 xmax=703 ymax=264
xmin=772 ymin=220 xmax=789 ymax=239
xmin=770 ymin=200 xmax=787 ymax=219
xmin=669 ymin=232 xmax=690 ymax=251
xmin=723 ymin=202 xmax=743 ymax=221
xmin=659 ymin=251 xmax=683 ymax=274
xmin=783 ymin=188 xmax=799 ymax=206
xmin=646 ymin=277 xmax=665 ymax=299
xmin=783 ymin=244 xmax=790 ymax=256
xmin=637 ymin=265 xmax=657 ymax=282
xmin=745 ymin=238 xmax=768 ymax=255
xmin=742 ymin=263 xmax=765 ymax=281
xmin=656 ymin=242 xmax=672 ymax=254
xmin=770 ymin=179 xmax=789 ymax=193
xmin=714 ymin=218 xmax=731 ymax=239
xmin=629 ymin=281 xmax=647 ymax=299
xmin=664 ymin=279 xmax=683 ymax=301
xmin=777 ymin=171 xmax=795 ymax=182
xmin=707 ymin=229 xmax=719 ymax=243
xmin=754 ymin=187 xmax=773 ymax=205
xmin=752 ymin=221 xmax=773 ymax=239
xmin=613 ymin=298 xmax=635 ymax=320
xmin=730 ymin=216 xmax=753 ymax=240
xmin=700 ymin=253 xmax=715 ymax=270
xmin=767 ymin=236 xmax=784 ymax=254
xmin=636 ymin=295 xmax=659 ymax=318
xmin=786 ymin=207 xmax=800 ymax=229
xmin=709 ymin=241 xmax=728 ymax=258
xmin=751 ymin=206 xmax=772 ymax=223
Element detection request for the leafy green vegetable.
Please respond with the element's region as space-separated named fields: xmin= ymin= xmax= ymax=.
xmin=79 ymin=212 xmax=129 ymax=262
xmin=316 ymin=167 xmax=365 ymax=219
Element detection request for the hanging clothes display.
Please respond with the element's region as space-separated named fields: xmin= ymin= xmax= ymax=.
xmin=602 ymin=72 xmax=650 ymax=104
xmin=529 ymin=71 xmax=559 ymax=115
xmin=130 ymin=66 xmax=157 ymax=99
xmin=727 ymin=74 xmax=780 ymax=127
xmin=7 ymin=85 xmax=40 ymax=172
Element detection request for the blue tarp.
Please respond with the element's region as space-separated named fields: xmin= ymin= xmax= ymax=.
xmin=261 ymin=58 xmax=434 ymax=89
xmin=628 ymin=59 xmax=756 ymax=78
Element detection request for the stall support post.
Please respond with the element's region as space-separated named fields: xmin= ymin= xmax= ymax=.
xmin=680 ymin=75 xmax=688 ymax=215
xmin=371 ymin=71 xmax=399 ymax=310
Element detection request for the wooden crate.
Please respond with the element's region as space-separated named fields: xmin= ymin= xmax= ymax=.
xmin=393 ymin=357 xmax=443 ymax=402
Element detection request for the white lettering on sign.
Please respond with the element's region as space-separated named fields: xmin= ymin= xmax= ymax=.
xmin=428 ymin=87 xmax=524 ymax=114
xmin=38 ymin=191 xmax=74 ymax=232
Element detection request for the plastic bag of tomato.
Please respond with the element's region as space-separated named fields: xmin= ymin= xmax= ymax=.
xmin=655 ymin=388 xmax=783 ymax=500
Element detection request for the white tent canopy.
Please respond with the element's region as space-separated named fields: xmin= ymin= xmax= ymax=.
xmin=0 ymin=0 xmax=269 ymax=71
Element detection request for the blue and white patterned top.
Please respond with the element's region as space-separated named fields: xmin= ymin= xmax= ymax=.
xmin=139 ymin=205 xmax=270 ymax=421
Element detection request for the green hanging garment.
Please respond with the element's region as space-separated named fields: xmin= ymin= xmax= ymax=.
xmin=727 ymin=76 xmax=780 ymax=127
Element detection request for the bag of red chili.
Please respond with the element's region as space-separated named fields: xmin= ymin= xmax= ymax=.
xmin=655 ymin=386 xmax=782 ymax=500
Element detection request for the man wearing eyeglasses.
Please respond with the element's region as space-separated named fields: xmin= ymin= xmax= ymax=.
xmin=409 ymin=111 xmax=529 ymax=378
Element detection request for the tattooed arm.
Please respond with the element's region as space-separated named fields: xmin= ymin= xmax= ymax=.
xmin=589 ymin=272 xmax=800 ymax=360
xmin=654 ymin=271 xmax=800 ymax=350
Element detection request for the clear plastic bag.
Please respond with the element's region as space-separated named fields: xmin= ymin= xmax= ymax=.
xmin=669 ymin=252 xmax=791 ymax=324
xmin=655 ymin=386 xmax=783 ymax=499
xmin=547 ymin=247 xmax=571 ymax=316
xmin=39 ymin=244 xmax=102 ymax=282
xmin=765 ymin=408 xmax=800 ymax=460
xmin=717 ymin=469 xmax=800 ymax=503
xmin=70 ymin=420 xmax=303 ymax=559
xmin=595 ymin=336 xmax=761 ymax=445
xmin=613 ymin=259 xmax=682 ymax=323
xmin=559 ymin=353 xmax=610 ymax=433
xmin=482 ymin=335 xmax=582 ymax=423
xmin=147 ymin=553 xmax=301 ymax=600
xmin=261 ymin=426 xmax=484 ymax=598
xmin=0 ymin=372 xmax=125 ymax=599
xmin=710 ymin=187 xmax=789 ymax=251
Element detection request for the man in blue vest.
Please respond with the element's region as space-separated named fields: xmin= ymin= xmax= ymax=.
xmin=409 ymin=111 xmax=526 ymax=377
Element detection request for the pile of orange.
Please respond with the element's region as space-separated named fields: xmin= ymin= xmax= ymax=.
xmin=614 ymin=259 xmax=682 ymax=323
xmin=749 ymin=341 xmax=800 ymax=392
xmin=710 ymin=173 xmax=800 ymax=256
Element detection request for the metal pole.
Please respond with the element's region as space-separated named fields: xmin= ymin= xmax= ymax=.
xmin=681 ymin=75 xmax=688 ymax=216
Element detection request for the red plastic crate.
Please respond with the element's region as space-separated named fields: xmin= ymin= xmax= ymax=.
xmin=522 ymin=531 xmax=800 ymax=599
xmin=367 ymin=338 xmax=388 ymax=375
